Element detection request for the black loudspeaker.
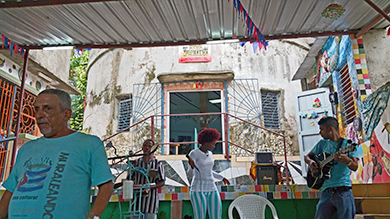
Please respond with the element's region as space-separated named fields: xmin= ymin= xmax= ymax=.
xmin=256 ymin=165 xmax=278 ymax=185
xmin=255 ymin=152 xmax=273 ymax=164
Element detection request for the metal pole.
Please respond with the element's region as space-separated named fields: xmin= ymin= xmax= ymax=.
xmin=364 ymin=0 xmax=390 ymax=22
xmin=355 ymin=6 xmax=390 ymax=38
xmin=151 ymin=116 xmax=154 ymax=142
xmin=224 ymin=113 xmax=230 ymax=160
xmin=10 ymin=49 xmax=29 ymax=171
xmin=283 ymin=136 xmax=289 ymax=185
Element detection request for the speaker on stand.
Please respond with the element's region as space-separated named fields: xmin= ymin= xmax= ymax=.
xmin=254 ymin=152 xmax=278 ymax=185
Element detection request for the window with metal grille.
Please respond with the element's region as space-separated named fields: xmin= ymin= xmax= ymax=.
xmin=117 ymin=97 xmax=132 ymax=131
xmin=261 ymin=90 xmax=280 ymax=129
xmin=339 ymin=64 xmax=357 ymax=125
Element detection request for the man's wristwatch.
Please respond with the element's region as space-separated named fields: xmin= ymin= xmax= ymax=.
xmin=87 ymin=214 xmax=100 ymax=219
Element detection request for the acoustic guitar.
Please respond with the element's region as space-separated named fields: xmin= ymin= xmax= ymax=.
xmin=306 ymin=143 xmax=357 ymax=189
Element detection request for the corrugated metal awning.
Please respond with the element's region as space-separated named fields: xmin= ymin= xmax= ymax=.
xmin=0 ymin=0 xmax=389 ymax=49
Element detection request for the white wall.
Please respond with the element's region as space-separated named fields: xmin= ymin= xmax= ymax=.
xmin=84 ymin=39 xmax=313 ymax=153
xmin=29 ymin=49 xmax=72 ymax=85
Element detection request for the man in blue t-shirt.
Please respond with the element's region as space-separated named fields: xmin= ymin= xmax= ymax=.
xmin=0 ymin=89 xmax=113 ymax=219
xmin=304 ymin=117 xmax=359 ymax=219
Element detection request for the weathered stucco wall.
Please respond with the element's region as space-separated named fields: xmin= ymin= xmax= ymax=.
xmin=363 ymin=29 xmax=390 ymax=124
xmin=84 ymin=39 xmax=313 ymax=155
xmin=29 ymin=49 xmax=72 ymax=84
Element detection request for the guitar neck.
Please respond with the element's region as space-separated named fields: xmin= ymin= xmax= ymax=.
xmin=318 ymin=144 xmax=354 ymax=168
xmin=319 ymin=153 xmax=334 ymax=168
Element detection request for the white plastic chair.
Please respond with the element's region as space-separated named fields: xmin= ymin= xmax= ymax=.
xmin=228 ymin=194 xmax=279 ymax=219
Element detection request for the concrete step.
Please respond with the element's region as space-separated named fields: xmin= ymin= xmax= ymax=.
xmin=355 ymin=214 xmax=390 ymax=219
xmin=355 ymin=197 xmax=390 ymax=214
xmin=353 ymin=183 xmax=390 ymax=198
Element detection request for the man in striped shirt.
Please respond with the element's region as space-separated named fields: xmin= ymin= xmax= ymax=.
xmin=130 ymin=139 xmax=165 ymax=219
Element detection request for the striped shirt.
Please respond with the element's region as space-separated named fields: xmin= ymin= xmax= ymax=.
xmin=131 ymin=157 xmax=165 ymax=214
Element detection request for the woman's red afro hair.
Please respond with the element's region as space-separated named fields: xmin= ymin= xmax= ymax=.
xmin=197 ymin=128 xmax=220 ymax=145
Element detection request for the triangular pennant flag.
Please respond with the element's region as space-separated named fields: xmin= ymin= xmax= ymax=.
xmin=254 ymin=27 xmax=258 ymax=41
xmin=14 ymin=44 xmax=18 ymax=55
xmin=249 ymin=20 xmax=253 ymax=38
xmin=2 ymin=35 xmax=5 ymax=49
xmin=4 ymin=37 xmax=9 ymax=50
xmin=10 ymin=42 xmax=14 ymax=55
xmin=243 ymin=9 xmax=247 ymax=23
xmin=234 ymin=0 xmax=237 ymax=12
xmin=263 ymin=41 xmax=268 ymax=50
xmin=259 ymin=42 xmax=263 ymax=51
xmin=239 ymin=41 xmax=246 ymax=47
xmin=388 ymin=28 xmax=390 ymax=35
xmin=253 ymin=41 xmax=258 ymax=53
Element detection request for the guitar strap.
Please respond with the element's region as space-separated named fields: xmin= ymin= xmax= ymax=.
xmin=335 ymin=138 xmax=344 ymax=163
xmin=337 ymin=138 xmax=344 ymax=151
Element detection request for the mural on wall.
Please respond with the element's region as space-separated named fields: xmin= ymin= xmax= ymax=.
xmin=353 ymin=83 xmax=390 ymax=184
xmin=317 ymin=35 xmax=390 ymax=184
xmin=362 ymin=82 xmax=390 ymax=141
xmin=324 ymin=35 xmax=362 ymax=135
xmin=352 ymin=121 xmax=390 ymax=184
xmin=317 ymin=36 xmax=340 ymax=87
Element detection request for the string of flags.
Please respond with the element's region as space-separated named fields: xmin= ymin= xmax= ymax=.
xmin=1 ymin=33 xmax=25 ymax=59
xmin=229 ymin=0 xmax=268 ymax=53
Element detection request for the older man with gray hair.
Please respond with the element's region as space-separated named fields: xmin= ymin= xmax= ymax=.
xmin=0 ymin=89 xmax=113 ymax=219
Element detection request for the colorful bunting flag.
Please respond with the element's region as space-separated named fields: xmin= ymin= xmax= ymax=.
xmin=10 ymin=41 xmax=14 ymax=55
xmin=4 ymin=38 xmax=9 ymax=50
xmin=252 ymin=41 xmax=258 ymax=53
xmin=229 ymin=0 xmax=268 ymax=53
xmin=0 ymin=33 xmax=25 ymax=58
xmin=2 ymin=35 xmax=5 ymax=49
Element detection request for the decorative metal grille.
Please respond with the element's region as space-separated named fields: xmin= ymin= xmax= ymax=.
xmin=131 ymin=83 xmax=162 ymax=153
xmin=13 ymin=87 xmax=38 ymax=136
xmin=227 ymin=79 xmax=262 ymax=124
xmin=0 ymin=78 xmax=15 ymax=182
xmin=0 ymin=78 xmax=15 ymax=138
xmin=261 ymin=90 xmax=280 ymax=129
xmin=117 ymin=97 xmax=132 ymax=132
xmin=339 ymin=64 xmax=357 ymax=125
xmin=227 ymin=79 xmax=264 ymax=155
xmin=0 ymin=77 xmax=38 ymax=182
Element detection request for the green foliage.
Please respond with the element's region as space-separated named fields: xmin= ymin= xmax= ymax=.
xmin=69 ymin=49 xmax=89 ymax=131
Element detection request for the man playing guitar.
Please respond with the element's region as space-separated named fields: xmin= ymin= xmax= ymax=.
xmin=304 ymin=117 xmax=359 ymax=219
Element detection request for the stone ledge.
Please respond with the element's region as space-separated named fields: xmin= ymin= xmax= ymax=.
xmin=157 ymin=71 xmax=234 ymax=83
